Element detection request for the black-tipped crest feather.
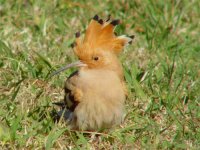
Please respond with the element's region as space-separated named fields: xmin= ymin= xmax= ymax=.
xmin=98 ymin=19 xmax=103 ymax=25
xmin=106 ymin=14 xmax=111 ymax=22
xmin=75 ymin=32 xmax=80 ymax=38
xmin=93 ymin=14 xmax=99 ymax=21
xmin=111 ymin=19 xmax=120 ymax=26
xmin=129 ymin=35 xmax=135 ymax=39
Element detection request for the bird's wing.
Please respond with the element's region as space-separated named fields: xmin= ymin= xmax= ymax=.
xmin=52 ymin=71 xmax=79 ymax=121
xmin=64 ymin=71 xmax=79 ymax=111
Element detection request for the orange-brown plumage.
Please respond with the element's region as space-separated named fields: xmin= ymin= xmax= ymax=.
xmin=53 ymin=15 xmax=134 ymax=131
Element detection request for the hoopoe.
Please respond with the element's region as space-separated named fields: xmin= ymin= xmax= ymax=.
xmin=52 ymin=15 xmax=134 ymax=131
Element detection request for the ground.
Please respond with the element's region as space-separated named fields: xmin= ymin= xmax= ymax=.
xmin=0 ymin=0 xmax=200 ymax=149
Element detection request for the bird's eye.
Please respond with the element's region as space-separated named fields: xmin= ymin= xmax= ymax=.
xmin=93 ymin=56 xmax=99 ymax=61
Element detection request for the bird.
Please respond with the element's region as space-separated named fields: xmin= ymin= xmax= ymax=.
xmin=51 ymin=15 xmax=134 ymax=131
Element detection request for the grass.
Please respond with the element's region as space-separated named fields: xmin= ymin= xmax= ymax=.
xmin=0 ymin=0 xmax=200 ymax=149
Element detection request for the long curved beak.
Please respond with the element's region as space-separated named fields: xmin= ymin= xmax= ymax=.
xmin=49 ymin=61 xmax=87 ymax=77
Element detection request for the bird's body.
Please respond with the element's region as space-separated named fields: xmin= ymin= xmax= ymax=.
xmin=52 ymin=15 xmax=133 ymax=131
xmin=65 ymin=68 xmax=125 ymax=130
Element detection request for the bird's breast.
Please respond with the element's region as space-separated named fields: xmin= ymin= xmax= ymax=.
xmin=76 ymin=69 xmax=125 ymax=101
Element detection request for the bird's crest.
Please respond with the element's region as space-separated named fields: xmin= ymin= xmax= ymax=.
xmin=73 ymin=15 xmax=134 ymax=58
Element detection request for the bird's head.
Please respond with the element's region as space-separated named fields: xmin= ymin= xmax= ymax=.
xmin=50 ymin=15 xmax=134 ymax=78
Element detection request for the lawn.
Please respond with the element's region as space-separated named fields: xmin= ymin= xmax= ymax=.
xmin=0 ymin=0 xmax=200 ymax=149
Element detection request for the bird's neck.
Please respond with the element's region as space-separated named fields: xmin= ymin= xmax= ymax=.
xmin=80 ymin=63 xmax=124 ymax=81
xmin=109 ymin=62 xmax=124 ymax=81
